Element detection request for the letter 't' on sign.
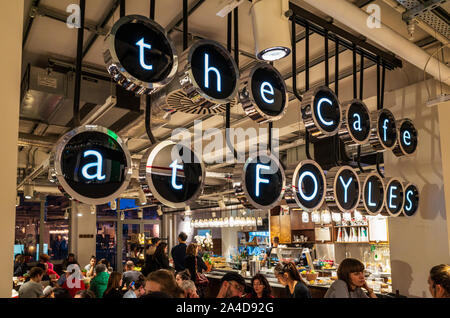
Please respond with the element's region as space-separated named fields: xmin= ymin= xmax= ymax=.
xmin=301 ymin=86 xmax=341 ymax=139
xmin=403 ymin=183 xmax=419 ymax=217
xmin=370 ymin=109 xmax=397 ymax=151
xmin=361 ymin=173 xmax=385 ymax=215
xmin=49 ymin=126 xmax=132 ymax=205
xmin=238 ymin=62 xmax=288 ymax=123
xmin=385 ymin=178 xmax=404 ymax=216
xmin=340 ymin=99 xmax=371 ymax=145
xmin=291 ymin=160 xmax=326 ymax=211
xmin=327 ymin=166 xmax=361 ymax=212
xmin=239 ymin=152 xmax=285 ymax=210
xmin=140 ymin=140 xmax=205 ymax=208
xmin=104 ymin=15 xmax=178 ymax=95
xmin=393 ymin=119 xmax=418 ymax=157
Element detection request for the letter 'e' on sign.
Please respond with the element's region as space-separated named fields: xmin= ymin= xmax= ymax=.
xmin=139 ymin=140 xmax=205 ymax=208
xmin=49 ymin=125 xmax=132 ymax=205
xmin=339 ymin=99 xmax=371 ymax=145
xmin=393 ymin=118 xmax=418 ymax=157
xmin=369 ymin=109 xmax=397 ymax=151
xmin=402 ymin=183 xmax=419 ymax=217
xmin=327 ymin=166 xmax=361 ymax=212
xmin=291 ymin=160 xmax=326 ymax=211
xmin=301 ymin=86 xmax=341 ymax=139
xmin=104 ymin=15 xmax=178 ymax=95
xmin=384 ymin=178 xmax=404 ymax=217
xmin=361 ymin=172 xmax=385 ymax=215
xmin=238 ymin=62 xmax=288 ymax=124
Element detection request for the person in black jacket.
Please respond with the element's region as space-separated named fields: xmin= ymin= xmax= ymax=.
xmin=171 ymin=232 xmax=188 ymax=271
xmin=146 ymin=243 xmax=170 ymax=273
xmin=103 ymin=272 xmax=124 ymax=299
xmin=184 ymin=243 xmax=207 ymax=297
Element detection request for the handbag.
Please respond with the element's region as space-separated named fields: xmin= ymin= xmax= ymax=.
xmin=195 ymin=257 xmax=209 ymax=286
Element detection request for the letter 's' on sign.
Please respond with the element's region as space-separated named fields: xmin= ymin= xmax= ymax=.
xmin=139 ymin=140 xmax=205 ymax=208
xmin=393 ymin=119 xmax=418 ymax=157
xmin=326 ymin=166 xmax=360 ymax=212
xmin=236 ymin=152 xmax=285 ymax=210
xmin=49 ymin=126 xmax=132 ymax=205
xmin=385 ymin=178 xmax=404 ymax=216
xmin=301 ymin=86 xmax=341 ymax=139
xmin=339 ymin=99 xmax=371 ymax=145
xmin=238 ymin=62 xmax=288 ymax=123
xmin=361 ymin=172 xmax=385 ymax=215
xmin=104 ymin=15 xmax=178 ymax=95
xmin=369 ymin=109 xmax=397 ymax=151
xmin=291 ymin=160 xmax=326 ymax=211
xmin=403 ymin=183 xmax=419 ymax=217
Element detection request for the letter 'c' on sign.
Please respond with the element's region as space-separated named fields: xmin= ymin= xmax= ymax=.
xmin=317 ymin=98 xmax=334 ymax=126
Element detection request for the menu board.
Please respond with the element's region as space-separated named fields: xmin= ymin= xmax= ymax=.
xmin=368 ymin=216 xmax=388 ymax=242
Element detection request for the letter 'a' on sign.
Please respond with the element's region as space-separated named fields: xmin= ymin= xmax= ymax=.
xmin=326 ymin=166 xmax=361 ymax=212
xmin=238 ymin=62 xmax=288 ymax=124
xmin=384 ymin=178 xmax=405 ymax=217
xmin=49 ymin=125 xmax=132 ymax=205
xmin=104 ymin=15 xmax=178 ymax=95
xmin=291 ymin=160 xmax=326 ymax=211
xmin=339 ymin=99 xmax=372 ymax=145
xmin=393 ymin=118 xmax=418 ymax=157
xmin=369 ymin=109 xmax=397 ymax=151
xmin=301 ymin=86 xmax=342 ymax=139
xmin=236 ymin=152 xmax=285 ymax=210
xmin=402 ymin=183 xmax=419 ymax=217
xmin=139 ymin=140 xmax=205 ymax=208
xmin=360 ymin=172 xmax=385 ymax=216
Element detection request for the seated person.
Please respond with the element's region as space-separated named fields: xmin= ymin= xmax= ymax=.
xmin=216 ymin=272 xmax=246 ymax=298
xmin=428 ymin=264 xmax=450 ymax=298
xmin=18 ymin=267 xmax=44 ymax=298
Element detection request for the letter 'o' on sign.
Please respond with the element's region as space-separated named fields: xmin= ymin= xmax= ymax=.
xmin=330 ymin=166 xmax=361 ymax=212
xmin=393 ymin=119 xmax=418 ymax=157
xmin=139 ymin=140 xmax=205 ymax=208
xmin=238 ymin=62 xmax=288 ymax=124
xmin=301 ymin=86 xmax=341 ymax=139
xmin=339 ymin=99 xmax=371 ymax=145
xmin=49 ymin=126 xmax=132 ymax=205
xmin=385 ymin=178 xmax=404 ymax=217
xmin=291 ymin=160 xmax=326 ymax=211
xmin=104 ymin=15 xmax=178 ymax=95
xmin=369 ymin=109 xmax=397 ymax=151
xmin=241 ymin=152 xmax=286 ymax=210
xmin=403 ymin=183 xmax=419 ymax=217
xmin=361 ymin=173 xmax=385 ymax=215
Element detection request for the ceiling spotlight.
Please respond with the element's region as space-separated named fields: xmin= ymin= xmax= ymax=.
xmin=90 ymin=205 xmax=96 ymax=214
xmin=137 ymin=209 xmax=143 ymax=219
xmin=157 ymin=206 xmax=163 ymax=216
xmin=110 ymin=200 xmax=117 ymax=210
xmin=120 ymin=211 xmax=125 ymax=221
xmin=24 ymin=183 xmax=34 ymax=200
xmin=77 ymin=212 xmax=83 ymax=217
xmin=16 ymin=196 xmax=20 ymax=206
xmin=251 ymin=0 xmax=291 ymax=61
xmin=138 ymin=188 xmax=147 ymax=205
xmin=64 ymin=210 xmax=69 ymax=220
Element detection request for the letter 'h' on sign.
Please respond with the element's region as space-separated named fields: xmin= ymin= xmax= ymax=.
xmin=255 ymin=164 xmax=270 ymax=197
xmin=204 ymin=54 xmax=221 ymax=92
xmin=81 ymin=150 xmax=106 ymax=181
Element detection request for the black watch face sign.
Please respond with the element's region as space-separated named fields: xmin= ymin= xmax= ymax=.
xmin=403 ymin=184 xmax=419 ymax=216
xmin=105 ymin=15 xmax=177 ymax=93
xmin=189 ymin=41 xmax=238 ymax=101
xmin=313 ymin=87 xmax=341 ymax=133
xmin=243 ymin=153 xmax=285 ymax=209
xmin=292 ymin=160 xmax=326 ymax=211
xmin=362 ymin=174 xmax=385 ymax=215
xmin=347 ymin=100 xmax=371 ymax=143
xmin=377 ymin=110 xmax=397 ymax=149
xmin=250 ymin=64 xmax=287 ymax=117
xmin=143 ymin=141 xmax=204 ymax=208
xmin=397 ymin=120 xmax=418 ymax=155
xmin=51 ymin=126 xmax=132 ymax=205
xmin=385 ymin=179 xmax=404 ymax=216
xmin=333 ymin=167 xmax=360 ymax=212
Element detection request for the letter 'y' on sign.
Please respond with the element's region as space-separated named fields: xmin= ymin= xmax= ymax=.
xmin=82 ymin=150 xmax=106 ymax=181
xmin=170 ymin=160 xmax=183 ymax=190
xmin=136 ymin=38 xmax=153 ymax=70
xmin=255 ymin=164 xmax=270 ymax=197
xmin=339 ymin=176 xmax=353 ymax=203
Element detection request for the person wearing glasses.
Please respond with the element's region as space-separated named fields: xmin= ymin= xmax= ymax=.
xmin=324 ymin=258 xmax=377 ymax=298
xmin=428 ymin=264 xmax=450 ymax=298
xmin=216 ymin=272 xmax=246 ymax=298
xmin=274 ymin=261 xmax=311 ymax=298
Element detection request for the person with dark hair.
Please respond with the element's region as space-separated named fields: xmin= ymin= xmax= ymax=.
xmin=146 ymin=242 xmax=170 ymax=273
xmin=324 ymin=258 xmax=376 ymax=298
xmin=14 ymin=254 xmax=28 ymax=277
xmin=98 ymin=258 xmax=112 ymax=274
xmin=171 ymin=232 xmax=188 ymax=271
xmin=53 ymin=287 xmax=71 ymax=298
xmin=274 ymin=261 xmax=311 ymax=298
xmin=145 ymin=269 xmax=180 ymax=297
xmin=35 ymin=263 xmax=51 ymax=282
xmin=143 ymin=238 xmax=161 ymax=276
xmin=184 ymin=243 xmax=208 ymax=296
xmin=428 ymin=264 xmax=450 ymax=298
xmin=246 ymin=274 xmax=274 ymax=298
xmin=123 ymin=274 xmax=146 ymax=298
xmin=84 ymin=256 xmax=96 ymax=278
xmin=39 ymin=254 xmax=54 ymax=271
xmin=62 ymin=253 xmax=78 ymax=270
xmin=264 ymin=236 xmax=280 ymax=266
xmin=175 ymin=270 xmax=191 ymax=287
xmin=74 ymin=289 xmax=96 ymax=298
xmin=18 ymin=267 xmax=44 ymax=298
xmin=89 ymin=263 xmax=110 ymax=298
xmin=103 ymin=272 xmax=124 ymax=298
xmin=216 ymin=272 xmax=246 ymax=298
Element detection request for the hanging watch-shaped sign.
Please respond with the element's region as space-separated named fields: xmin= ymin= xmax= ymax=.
xmin=104 ymin=15 xmax=178 ymax=95
xmin=49 ymin=126 xmax=132 ymax=205
xmin=385 ymin=178 xmax=404 ymax=216
xmin=403 ymin=183 xmax=419 ymax=217
xmin=291 ymin=160 xmax=326 ymax=211
xmin=301 ymin=86 xmax=341 ymax=139
xmin=235 ymin=152 xmax=285 ymax=210
xmin=369 ymin=109 xmax=397 ymax=151
xmin=238 ymin=62 xmax=288 ymax=123
xmin=360 ymin=172 xmax=385 ymax=215
xmin=139 ymin=140 xmax=205 ymax=208
xmin=326 ymin=166 xmax=361 ymax=212
xmin=393 ymin=119 xmax=418 ymax=157
xmin=339 ymin=99 xmax=371 ymax=145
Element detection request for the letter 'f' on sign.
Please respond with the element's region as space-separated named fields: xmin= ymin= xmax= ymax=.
xmin=136 ymin=38 xmax=153 ymax=70
xmin=204 ymin=54 xmax=221 ymax=92
xmin=170 ymin=160 xmax=183 ymax=190
xmin=255 ymin=164 xmax=270 ymax=197
xmin=82 ymin=150 xmax=106 ymax=181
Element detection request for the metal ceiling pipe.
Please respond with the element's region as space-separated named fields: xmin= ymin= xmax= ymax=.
xmin=300 ymin=0 xmax=450 ymax=86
